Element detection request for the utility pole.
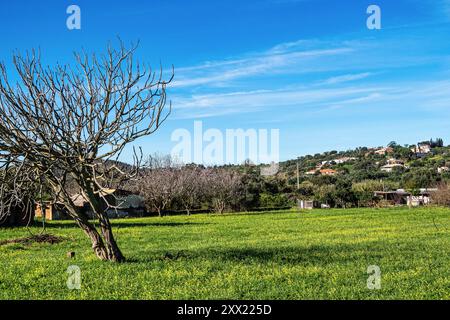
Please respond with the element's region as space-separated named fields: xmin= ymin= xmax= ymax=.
xmin=297 ymin=157 xmax=300 ymax=190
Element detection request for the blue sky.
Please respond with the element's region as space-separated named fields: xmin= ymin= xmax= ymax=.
xmin=1 ymin=0 xmax=450 ymax=163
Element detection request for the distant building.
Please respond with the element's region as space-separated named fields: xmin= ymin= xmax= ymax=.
xmin=407 ymin=189 xmax=436 ymax=207
xmin=305 ymin=169 xmax=317 ymax=175
xmin=327 ymin=157 xmax=357 ymax=165
xmin=381 ymin=159 xmax=406 ymax=173
xmin=35 ymin=202 xmax=71 ymax=221
xmin=374 ymin=147 xmax=394 ymax=156
xmin=365 ymin=146 xmax=394 ymax=157
xmin=319 ymin=169 xmax=337 ymax=176
xmin=438 ymin=166 xmax=449 ymax=174
xmin=375 ymin=189 xmax=434 ymax=207
xmin=381 ymin=163 xmax=406 ymax=173
xmin=71 ymin=189 xmax=145 ymax=219
xmin=339 ymin=157 xmax=357 ymax=163
xmin=386 ymin=158 xmax=404 ymax=165
xmin=35 ymin=189 xmax=145 ymax=221
xmin=298 ymin=200 xmax=314 ymax=210
xmin=374 ymin=190 xmax=410 ymax=205
xmin=318 ymin=157 xmax=357 ymax=167
xmin=411 ymin=143 xmax=432 ymax=157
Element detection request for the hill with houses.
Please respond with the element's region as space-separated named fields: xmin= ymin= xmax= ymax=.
xmin=271 ymin=138 xmax=450 ymax=208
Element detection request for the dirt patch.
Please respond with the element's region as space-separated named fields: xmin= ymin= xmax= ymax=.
xmin=0 ymin=234 xmax=67 ymax=246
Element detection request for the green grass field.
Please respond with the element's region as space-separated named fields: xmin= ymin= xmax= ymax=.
xmin=0 ymin=207 xmax=449 ymax=300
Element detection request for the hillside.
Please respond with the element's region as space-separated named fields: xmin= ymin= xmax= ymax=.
xmin=280 ymin=139 xmax=447 ymax=182
xmin=237 ymin=139 xmax=450 ymax=208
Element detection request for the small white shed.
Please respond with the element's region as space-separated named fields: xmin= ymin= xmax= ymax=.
xmin=298 ymin=200 xmax=314 ymax=210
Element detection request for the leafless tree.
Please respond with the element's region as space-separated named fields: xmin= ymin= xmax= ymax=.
xmin=0 ymin=165 xmax=39 ymax=227
xmin=130 ymin=154 xmax=180 ymax=217
xmin=207 ymin=168 xmax=243 ymax=214
xmin=174 ymin=165 xmax=205 ymax=215
xmin=431 ymin=182 xmax=450 ymax=206
xmin=0 ymin=42 xmax=173 ymax=262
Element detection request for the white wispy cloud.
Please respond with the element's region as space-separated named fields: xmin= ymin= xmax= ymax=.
xmin=172 ymin=41 xmax=353 ymax=88
xmin=265 ymin=39 xmax=321 ymax=54
xmin=321 ymin=72 xmax=373 ymax=85
xmin=172 ymin=86 xmax=383 ymax=118
xmin=172 ymin=79 xmax=450 ymax=119
xmin=169 ymin=33 xmax=450 ymax=119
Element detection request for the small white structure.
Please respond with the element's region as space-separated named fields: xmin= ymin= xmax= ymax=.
xmin=298 ymin=200 xmax=314 ymax=210
xmin=438 ymin=166 xmax=449 ymax=174
xmin=407 ymin=189 xmax=436 ymax=207
xmin=407 ymin=195 xmax=431 ymax=207
xmin=381 ymin=163 xmax=406 ymax=173
xmin=320 ymin=157 xmax=357 ymax=166
xmin=411 ymin=143 xmax=432 ymax=156
xmin=374 ymin=147 xmax=394 ymax=155
xmin=387 ymin=158 xmax=404 ymax=165
xmin=334 ymin=157 xmax=357 ymax=164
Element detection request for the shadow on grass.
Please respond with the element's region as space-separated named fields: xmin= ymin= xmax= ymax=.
xmin=39 ymin=221 xmax=212 ymax=229
xmin=126 ymin=243 xmax=372 ymax=266
xmin=211 ymin=210 xmax=294 ymax=218
xmin=0 ymin=234 xmax=67 ymax=246
xmin=114 ymin=221 xmax=213 ymax=228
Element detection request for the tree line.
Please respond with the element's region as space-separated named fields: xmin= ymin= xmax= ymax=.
xmin=126 ymin=155 xmax=244 ymax=216
xmin=125 ymin=154 xmax=293 ymax=216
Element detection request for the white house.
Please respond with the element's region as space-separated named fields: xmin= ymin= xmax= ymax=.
xmin=381 ymin=163 xmax=406 ymax=173
xmin=411 ymin=143 xmax=432 ymax=156
xmin=438 ymin=166 xmax=449 ymax=174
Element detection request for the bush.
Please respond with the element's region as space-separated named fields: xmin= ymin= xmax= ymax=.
xmin=260 ymin=193 xmax=293 ymax=208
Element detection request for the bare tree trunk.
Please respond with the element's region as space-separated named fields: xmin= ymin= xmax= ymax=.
xmin=83 ymin=190 xmax=125 ymax=262
xmin=98 ymin=215 xmax=125 ymax=262
xmin=77 ymin=219 xmax=110 ymax=261
xmin=63 ymin=204 xmax=110 ymax=261
xmin=215 ymin=200 xmax=225 ymax=214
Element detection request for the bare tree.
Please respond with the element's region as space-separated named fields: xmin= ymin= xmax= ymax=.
xmin=0 ymin=165 xmax=38 ymax=227
xmin=207 ymin=168 xmax=243 ymax=214
xmin=431 ymin=182 xmax=450 ymax=206
xmin=130 ymin=154 xmax=180 ymax=217
xmin=174 ymin=165 xmax=205 ymax=215
xmin=0 ymin=42 xmax=173 ymax=262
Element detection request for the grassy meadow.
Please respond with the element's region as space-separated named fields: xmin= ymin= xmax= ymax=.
xmin=0 ymin=207 xmax=449 ymax=300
